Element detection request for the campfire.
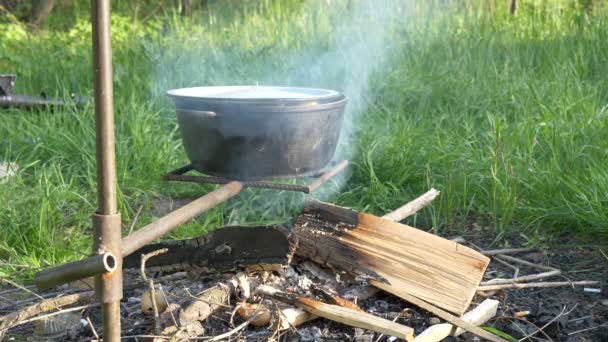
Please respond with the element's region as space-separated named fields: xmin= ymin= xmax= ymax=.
xmin=1 ymin=185 xmax=600 ymax=341
xmin=0 ymin=2 xmax=603 ymax=341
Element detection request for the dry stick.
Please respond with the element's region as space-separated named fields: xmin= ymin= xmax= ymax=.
xmin=382 ymin=188 xmax=440 ymax=222
xmin=127 ymin=204 xmax=143 ymax=235
xmin=86 ymin=316 xmax=100 ymax=340
xmin=0 ymin=279 xmax=43 ymax=300
xmin=478 ymin=280 xmax=599 ymax=291
xmin=491 ymin=256 xmax=520 ymax=279
xmin=200 ymin=312 xmax=263 ymax=341
xmin=157 ymin=284 xmax=178 ymax=328
xmin=481 ymin=270 xmax=561 ymax=286
xmin=373 ymin=311 xmax=403 ymax=342
xmin=14 ymin=304 xmax=92 ymax=326
xmin=0 ymin=291 xmax=95 ymax=340
xmin=413 ymin=299 xmax=499 ymax=342
xmin=481 ymin=247 xmax=535 ymax=256
xmin=568 ymin=322 xmax=608 ymax=336
xmin=140 ymin=248 xmax=169 ymax=335
xmin=460 ymin=239 xmax=564 ymax=287
xmin=518 ymin=305 xmax=576 ymax=341
xmin=370 ymin=280 xmax=509 ymax=342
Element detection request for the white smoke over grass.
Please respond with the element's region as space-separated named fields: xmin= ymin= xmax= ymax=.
xmin=154 ymin=0 xmax=411 ymax=223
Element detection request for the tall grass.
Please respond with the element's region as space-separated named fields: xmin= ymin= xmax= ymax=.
xmin=0 ymin=0 xmax=607 ymax=277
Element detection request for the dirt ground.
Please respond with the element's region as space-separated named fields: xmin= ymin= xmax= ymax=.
xmin=1 ymin=221 xmax=606 ymax=342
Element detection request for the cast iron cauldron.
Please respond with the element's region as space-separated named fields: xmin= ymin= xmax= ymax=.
xmin=168 ymin=86 xmax=347 ymax=180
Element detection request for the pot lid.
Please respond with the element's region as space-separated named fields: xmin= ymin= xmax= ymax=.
xmin=167 ymin=86 xmax=343 ymax=103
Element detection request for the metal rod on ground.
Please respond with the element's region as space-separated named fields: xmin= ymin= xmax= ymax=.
xmin=35 ymin=253 xmax=117 ymax=290
xmin=91 ymin=0 xmax=122 ymax=341
xmin=120 ymin=182 xmax=243 ymax=257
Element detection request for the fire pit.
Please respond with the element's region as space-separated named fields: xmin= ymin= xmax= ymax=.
xmin=168 ymin=86 xmax=347 ymax=180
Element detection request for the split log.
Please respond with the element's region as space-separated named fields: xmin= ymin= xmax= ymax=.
xmin=257 ymin=285 xmax=415 ymax=341
xmin=413 ymin=299 xmax=499 ymax=342
xmin=371 ymin=280 xmax=508 ymax=342
xmin=293 ymin=201 xmax=489 ymax=315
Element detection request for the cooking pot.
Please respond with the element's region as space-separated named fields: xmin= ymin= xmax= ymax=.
xmin=168 ymin=86 xmax=347 ymax=180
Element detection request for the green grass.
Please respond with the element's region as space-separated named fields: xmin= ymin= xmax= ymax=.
xmin=1 ymin=0 xmax=607 ymax=278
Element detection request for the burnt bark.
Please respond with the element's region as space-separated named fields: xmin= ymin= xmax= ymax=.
xmin=123 ymin=225 xmax=290 ymax=273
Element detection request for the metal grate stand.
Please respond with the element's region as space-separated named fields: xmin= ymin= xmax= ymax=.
xmin=163 ymin=160 xmax=349 ymax=194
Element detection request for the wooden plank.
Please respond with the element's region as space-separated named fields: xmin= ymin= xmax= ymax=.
xmin=293 ymin=206 xmax=489 ymax=315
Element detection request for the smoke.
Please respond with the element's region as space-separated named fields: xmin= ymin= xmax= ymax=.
xmin=155 ymin=0 xmax=409 ymax=223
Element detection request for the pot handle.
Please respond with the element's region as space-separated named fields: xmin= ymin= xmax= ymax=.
xmin=179 ymin=109 xmax=217 ymax=117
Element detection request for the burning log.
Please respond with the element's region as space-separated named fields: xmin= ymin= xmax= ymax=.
xmin=293 ymin=200 xmax=490 ymax=315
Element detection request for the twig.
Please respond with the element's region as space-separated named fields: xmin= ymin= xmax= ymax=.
xmin=120 ymin=335 xmax=169 ymax=340
xmin=86 ymin=316 xmax=99 ymax=340
xmin=567 ymin=322 xmax=608 ymax=336
xmin=482 ymin=247 xmax=535 ymax=256
xmin=494 ymin=254 xmax=555 ymax=271
xmin=158 ymin=284 xmax=178 ymax=328
xmin=374 ymin=311 xmax=403 ymax=342
xmin=491 ymin=255 xmax=521 ymax=278
xmin=382 ymin=188 xmax=440 ymax=222
xmin=128 ymin=204 xmax=143 ymax=235
xmin=140 ymin=248 xmax=169 ymax=335
xmin=478 ymin=280 xmax=599 ymax=291
xmin=481 ymin=270 xmax=561 ymax=286
xmin=0 ymin=285 xmax=37 ymax=297
xmin=518 ymin=305 xmax=577 ymax=341
xmin=198 ymin=312 xmax=263 ymax=341
xmin=0 ymin=278 xmax=43 ymax=300
xmin=12 ymin=304 xmax=92 ymax=326
xmin=493 ymin=316 xmax=554 ymax=342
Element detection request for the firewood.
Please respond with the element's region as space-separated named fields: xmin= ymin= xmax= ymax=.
xmin=294 ymin=202 xmax=490 ymax=315
xmin=371 ymin=280 xmax=508 ymax=342
xmin=257 ymin=285 xmax=415 ymax=341
xmin=413 ymin=299 xmax=499 ymax=342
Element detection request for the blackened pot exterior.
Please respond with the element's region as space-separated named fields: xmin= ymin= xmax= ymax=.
xmin=172 ymin=96 xmax=346 ymax=180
